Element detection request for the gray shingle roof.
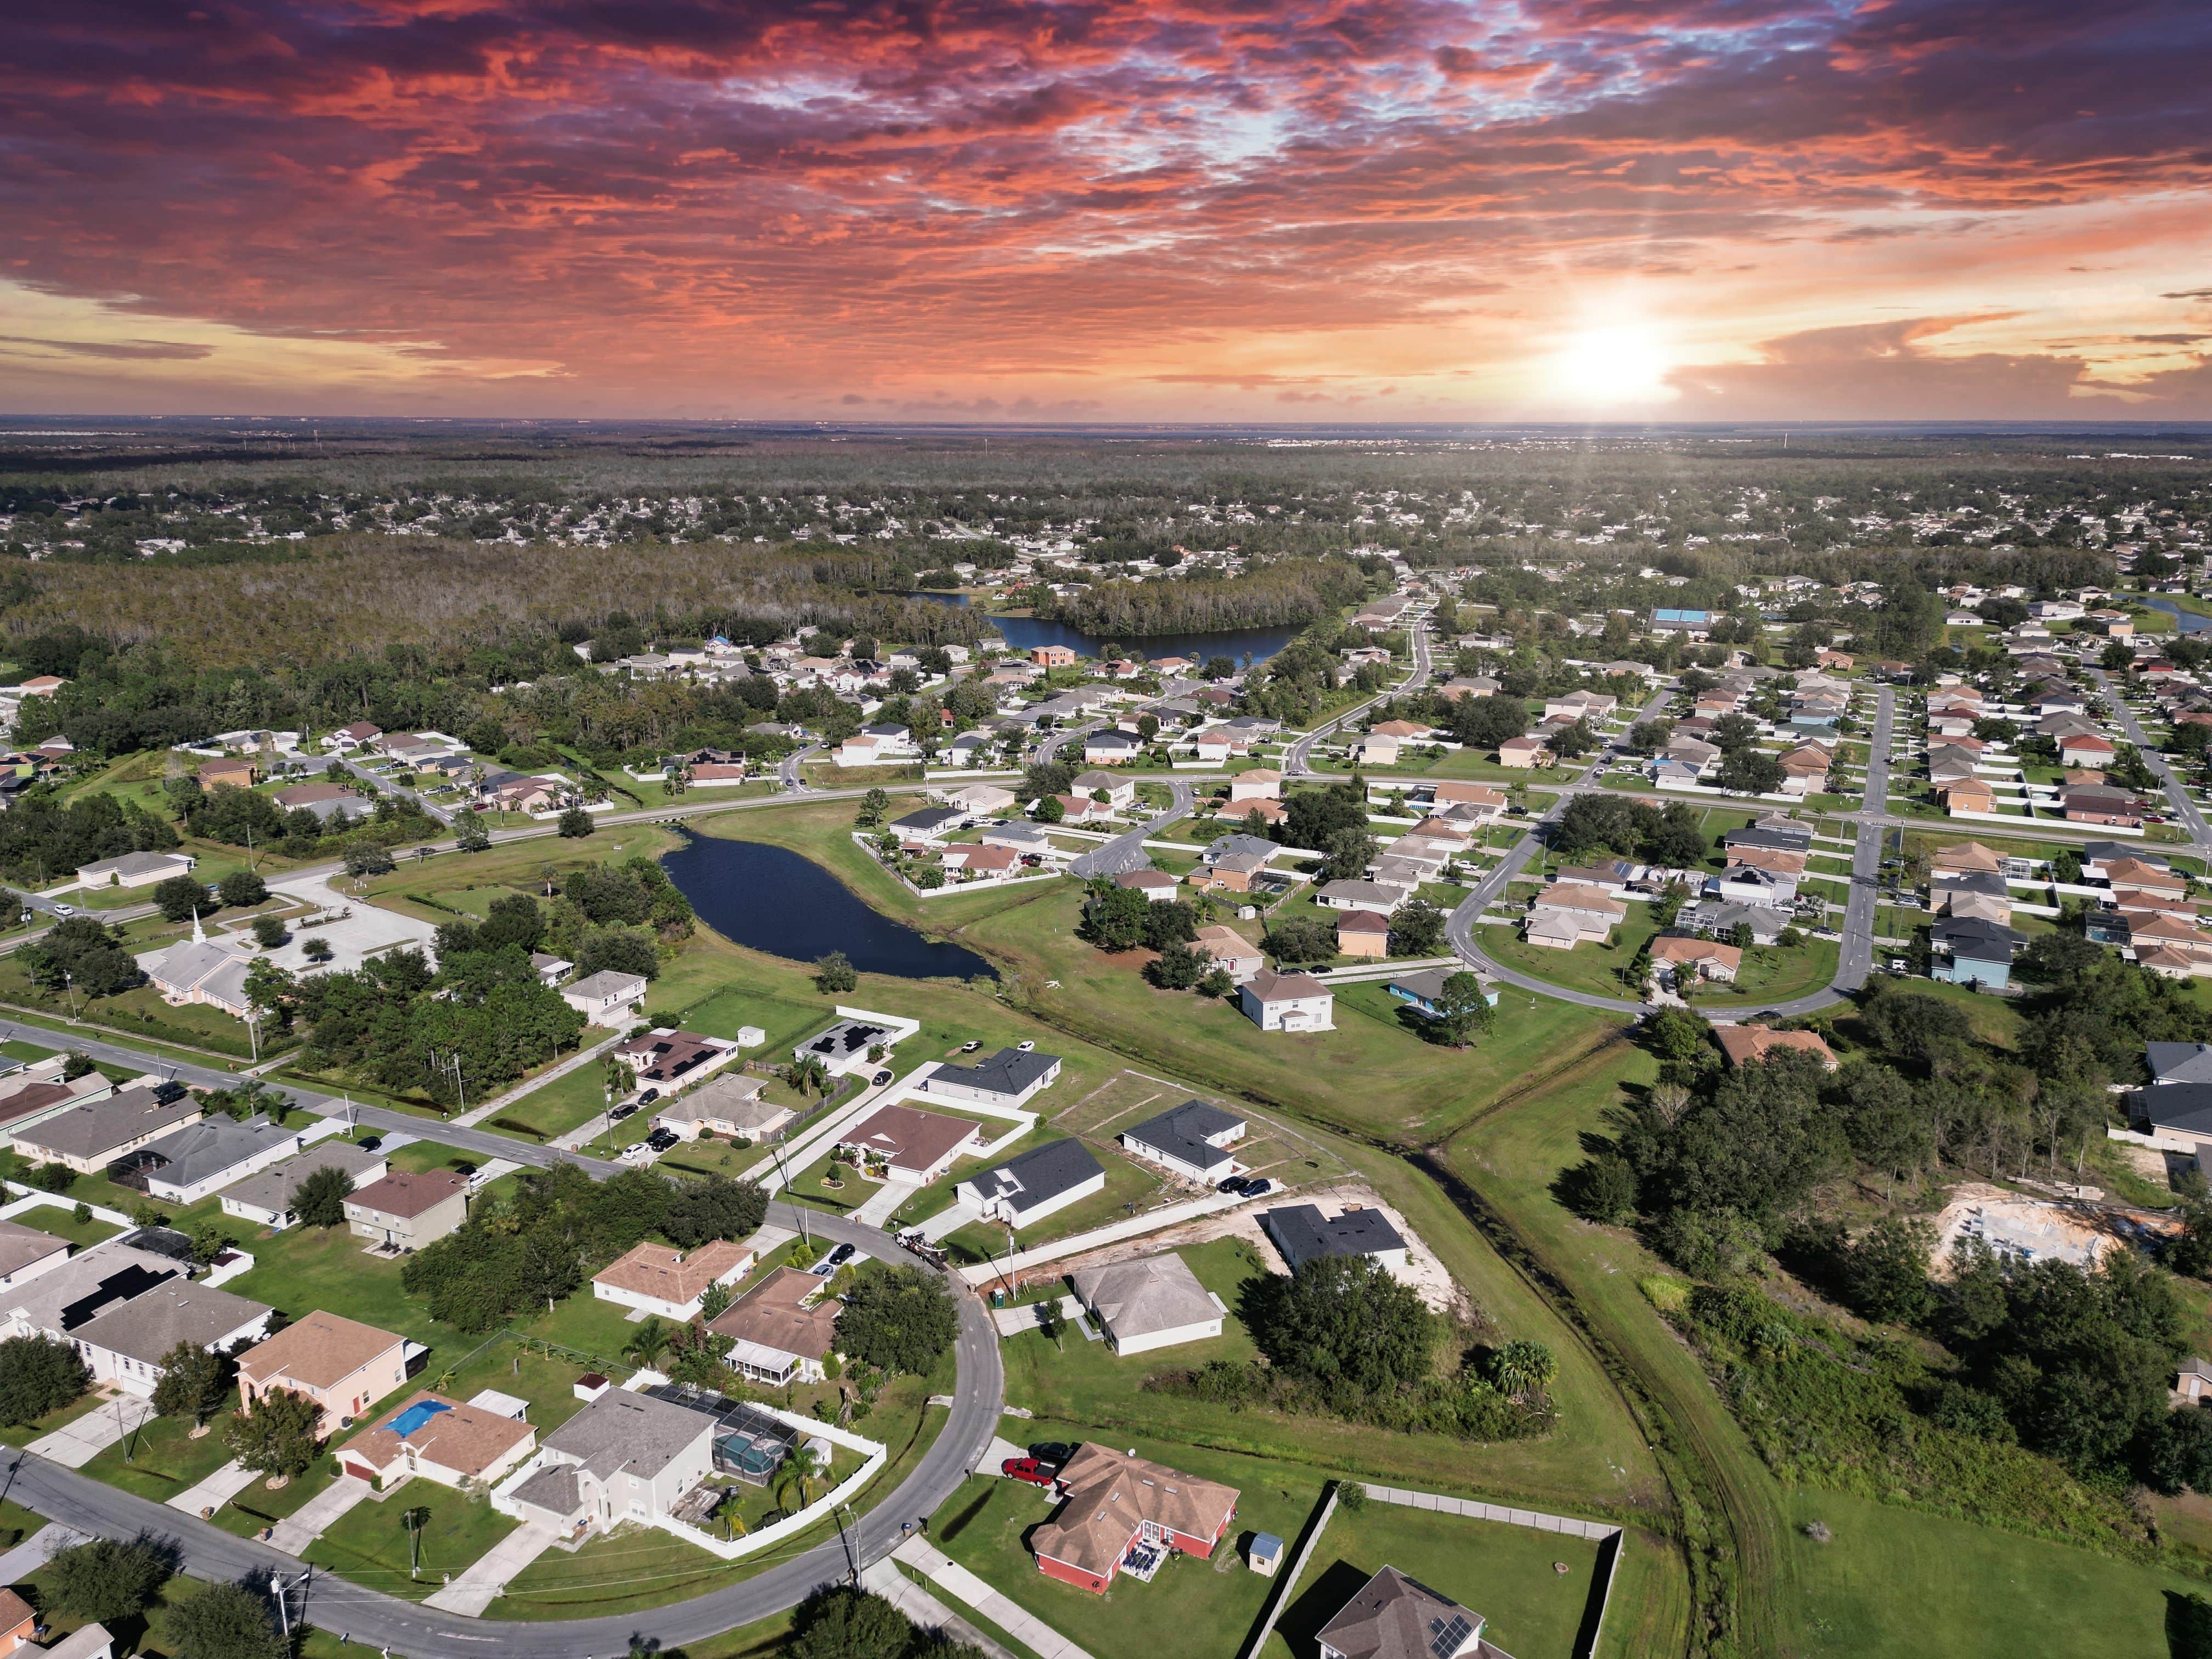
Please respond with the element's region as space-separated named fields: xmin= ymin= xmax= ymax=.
xmin=1122 ymin=1100 xmax=1245 ymax=1170
xmin=2148 ymin=1043 xmax=2212 ymax=1086
xmin=964 ymin=1138 xmax=1103 ymax=1216
xmin=542 ymin=1388 xmax=713 ymax=1481
xmin=222 ymin=1141 xmax=386 ymax=1217
xmin=938 ymin=1048 xmax=1060 ymax=1099
xmin=70 ymin=1280 xmax=270 ymax=1367
xmin=18 ymin=1087 xmax=200 ymax=1163
xmin=137 ymin=1114 xmax=296 ymax=1192
xmin=1070 ymin=1252 xmax=1218 ymax=1342
xmin=1261 ymin=1204 xmax=1408 ymax=1273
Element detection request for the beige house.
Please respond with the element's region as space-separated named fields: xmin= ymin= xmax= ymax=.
xmin=1524 ymin=882 xmax=1626 ymax=950
xmin=1650 ymin=935 xmax=1741 ymax=983
xmin=1192 ymin=926 xmax=1263 ymax=981
xmin=339 ymin=1390 xmax=537 ymax=1491
xmin=1335 ymin=911 xmax=1391 ymax=960
xmin=652 ymin=1073 xmax=793 ymax=1142
xmin=1238 ymin=969 xmax=1335 ymax=1032
xmin=238 ymin=1310 xmax=411 ymax=1434
xmin=344 ymin=1168 xmax=469 ymax=1251
xmin=1497 ymin=735 xmax=1554 ymax=769
xmin=1227 ymin=770 xmax=1282 ymax=803
xmin=591 ymin=1238 xmax=755 ymax=1323
xmin=12 ymin=1086 xmax=202 ymax=1175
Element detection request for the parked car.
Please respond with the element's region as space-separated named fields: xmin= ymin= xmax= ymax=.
xmin=619 ymin=1142 xmax=656 ymax=1164
xmin=1001 ymin=1457 xmax=1054 ymax=1487
xmin=1028 ymin=1441 xmax=1076 ymax=1469
xmin=824 ymin=1242 xmax=856 ymax=1268
xmin=960 ymin=1040 xmax=983 ymax=1053
xmin=872 ymin=1069 xmax=894 ymax=1087
xmin=646 ymin=1128 xmax=680 ymax=1152
xmin=1241 ymin=1177 xmax=1274 ymax=1197
xmin=608 ymin=1102 xmax=639 ymax=1123
xmin=636 ymin=1087 xmax=660 ymax=1105
xmin=1016 ymin=1040 xmax=1036 ymax=1052
xmin=1216 ymin=1176 xmax=1249 ymax=1195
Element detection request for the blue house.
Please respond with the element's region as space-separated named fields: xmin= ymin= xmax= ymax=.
xmin=1386 ymin=968 xmax=1500 ymax=1017
xmin=1931 ymin=916 xmax=2022 ymax=990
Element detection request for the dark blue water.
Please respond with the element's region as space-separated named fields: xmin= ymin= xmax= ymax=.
xmin=910 ymin=592 xmax=1302 ymax=665
xmin=2141 ymin=596 xmax=2212 ymax=635
xmin=662 ymin=835 xmax=996 ymax=981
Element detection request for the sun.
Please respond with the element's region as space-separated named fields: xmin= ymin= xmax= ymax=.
xmin=1551 ymin=324 xmax=1672 ymax=407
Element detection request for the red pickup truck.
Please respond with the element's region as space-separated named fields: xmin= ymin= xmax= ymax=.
xmin=1001 ymin=1457 xmax=1055 ymax=1487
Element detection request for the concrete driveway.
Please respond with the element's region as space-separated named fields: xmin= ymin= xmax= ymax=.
xmin=28 ymin=1395 xmax=155 ymax=1469
xmin=424 ymin=1521 xmax=561 ymax=1616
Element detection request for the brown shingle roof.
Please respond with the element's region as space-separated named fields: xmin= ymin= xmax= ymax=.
xmin=1715 ymin=1024 xmax=1838 ymax=1071
xmin=1029 ymin=1443 xmax=1239 ymax=1579
xmin=239 ymin=1310 xmax=404 ymax=1391
xmin=346 ymin=1167 xmax=466 ymax=1220
xmin=592 ymin=1238 xmax=751 ymax=1303
xmin=706 ymin=1266 xmax=839 ymax=1361
xmin=343 ymin=1390 xmax=532 ymax=1480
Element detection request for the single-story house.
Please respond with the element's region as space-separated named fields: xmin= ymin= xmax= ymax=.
xmin=1524 ymin=883 xmax=1625 ymax=950
xmin=340 ymin=1390 xmax=538 ymax=1491
xmin=0 ymin=1240 xmax=182 ymax=1342
xmin=104 ymin=1106 xmax=298 ymax=1203
xmin=506 ymin=1389 xmax=715 ymax=1535
xmin=1385 ymin=969 xmax=1499 ymax=1018
xmin=1715 ymin=1024 xmax=1839 ymax=1071
xmin=1116 ymin=870 xmax=1181 ymax=902
xmin=0 ymin=1066 xmax=114 ymax=1149
xmin=561 ymin=970 xmax=648 ymax=1026
xmin=1070 ymin=1254 xmax=1224 ymax=1357
xmin=1073 ymin=772 xmax=1137 ymax=810
xmin=238 ymin=1310 xmax=410 ymax=1435
xmin=1650 ymin=934 xmax=1742 ymax=983
xmin=795 ymin=1017 xmax=899 ymax=1076
xmin=708 ymin=1266 xmax=843 ymax=1386
xmin=653 ymin=1074 xmax=794 ymax=1143
xmin=1239 ymin=968 xmax=1335 ymax=1032
xmin=2061 ymin=733 xmax=2118 ymax=768
xmin=617 ymin=1029 xmax=735 ymax=1088
xmin=345 ymin=1168 xmax=470 ymax=1251
xmin=220 ymin=1140 xmax=390 ymax=1231
xmin=592 ymin=1238 xmax=755 ymax=1323
xmin=1261 ymin=1203 xmax=1410 ymax=1274
xmin=1316 ymin=879 xmax=1400 ymax=916
xmin=891 ymin=806 xmax=966 ymax=841
xmin=1029 ymin=1444 xmax=1240 ymax=1594
xmin=74 ymin=850 xmax=196 ymax=891
xmin=836 ymin=1104 xmax=983 ymax=1183
xmin=1121 ymin=1100 xmax=1247 ymax=1184
xmin=1317 ymin=1566 xmax=1499 ymax=1659
xmin=1191 ymin=926 xmax=1263 ymax=981
xmin=920 ymin=1048 xmax=1063 ymax=1109
xmin=956 ymin=1138 xmax=1106 ymax=1231
xmin=12 ymin=1085 xmax=202 ymax=1176
xmin=1084 ymin=731 xmax=1144 ymax=765
xmin=70 ymin=1280 xmax=273 ymax=1399
xmin=0 ymin=1221 xmax=69 ymax=1293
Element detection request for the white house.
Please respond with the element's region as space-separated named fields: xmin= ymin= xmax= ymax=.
xmin=69 ymin=1281 xmax=273 ymax=1400
xmin=1120 ymin=1099 xmax=1247 ymax=1184
xmin=591 ymin=1238 xmax=755 ymax=1322
xmin=1070 ymin=1253 xmax=1224 ymax=1357
xmin=1238 ymin=969 xmax=1335 ymax=1032
xmin=561 ymin=970 xmax=648 ymax=1025
xmin=219 ymin=1141 xmax=390 ymax=1231
xmin=130 ymin=1114 xmax=304 ymax=1206
xmin=954 ymin=1139 xmax=1105 ymax=1232
xmin=74 ymin=851 xmax=196 ymax=891
xmin=503 ymin=1390 xmax=715 ymax=1537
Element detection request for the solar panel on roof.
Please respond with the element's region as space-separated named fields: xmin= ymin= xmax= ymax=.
xmin=1429 ymin=1615 xmax=1474 ymax=1658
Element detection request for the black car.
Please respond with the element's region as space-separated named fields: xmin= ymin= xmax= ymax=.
xmin=637 ymin=1087 xmax=661 ymax=1105
xmin=1216 ymin=1176 xmax=1250 ymax=1195
xmin=645 ymin=1128 xmax=680 ymax=1151
xmin=608 ymin=1102 xmax=639 ymax=1123
xmin=872 ymin=1069 xmax=894 ymax=1087
xmin=825 ymin=1242 xmax=856 ymax=1267
xmin=1028 ymin=1441 xmax=1076 ymax=1469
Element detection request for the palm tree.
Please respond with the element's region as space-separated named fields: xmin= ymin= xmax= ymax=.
xmin=402 ymin=1504 xmax=432 ymax=1578
xmin=771 ymin=1445 xmax=828 ymax=1517
xmin=624 ymin=1317 xmax=673 ymax=1372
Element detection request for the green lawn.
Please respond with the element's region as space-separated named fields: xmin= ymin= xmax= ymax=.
xmin=0 ymin=1386 xmax=104 ymax=1449
xmin=1686 ymin=938 xmax=1841 ymax=1008
xmin=1778 ymin=1488 xmax=2212 ymax=1658
xmin=934 ymin=1429 xmax=1327 ymax=1659
xmin=221 ymin=1214 xmax=454 ymax=1358
xmin=1266 ymin=1497 xmax=1604 ymax=1659
xmin=1482 ymin=919 xmax=1656 ymax=1002
xmin=489 ymin=1063 xmax=614 ymax=1143
xmin=306 ymin=1481 xmax=521 ymax=1602
xmin=80 ymin=1409 xmax=241 ymax=1505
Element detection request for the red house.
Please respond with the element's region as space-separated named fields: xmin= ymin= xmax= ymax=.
xmin=1028 ymin=1443 xmax=1239 ymax=1593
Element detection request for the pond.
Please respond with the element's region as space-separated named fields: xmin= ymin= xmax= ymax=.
xmin=661 ymin=833 xmax=996 ymax=981
xmin=2140 ymin=595 xmax=2212 ymax=635
xmin=910 ymin=592 xmax=1305 ymax=666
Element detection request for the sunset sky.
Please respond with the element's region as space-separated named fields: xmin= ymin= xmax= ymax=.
xmin=2 ymin=0 xmax=2208 ymax=421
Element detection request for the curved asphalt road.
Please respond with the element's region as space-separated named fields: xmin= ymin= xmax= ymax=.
xmin=1443 ymin=684 xmax=1895 ymax=1020
xmin=1284 ymin=616 xmax=1434 ymax=776
xmin=0 ymin=1181 xmax=1003 ymax=1655
xmin=1069 ymin=781 xmax=1196 ymax=878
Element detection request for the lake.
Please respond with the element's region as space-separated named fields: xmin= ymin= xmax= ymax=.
xmin=661 ymin=833 xmax=996 ymax=981
xmin=2141 ymin=596 xmax=2211 ymax=635
xmin=911 ymin=592 xmax=1305 ymax=665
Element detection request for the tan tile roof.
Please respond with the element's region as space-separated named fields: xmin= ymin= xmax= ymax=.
xmin=592 ymin=1238 xmax=751 ymax=1303
xmin=1716 ymin=1025 xmax=1837 ymax=1070
xmin=346 ymin=1167 xmax=466 ymax=1220
xmin=343 ymin=1390 xmax=531 ymax=1480
xmin=1029 ymin=1443 xmax=1239 ymax=1578
xmin=239 ymin=1310 xmax=404 ymax=1391
xmin=1651 ymin=936 xmax=1741 ymax=969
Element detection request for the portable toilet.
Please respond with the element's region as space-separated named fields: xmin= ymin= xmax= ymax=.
xmin=1249 ymin=1533 xmax=1284 ymax=1576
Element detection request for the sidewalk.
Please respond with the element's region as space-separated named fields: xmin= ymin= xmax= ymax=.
xmin=268 ymin=1472 xmax=375 ymax=1554
xmin=891 ymin=1537 xmax=1097 ymax=1659
xmin=957 ymin=1190 xmax=1255 ymax=1285
xmin=167 ymin=1458 xmax=259 ymax=1516
xmin=28 ymin=1395 xmax=155 ymax=1468
xmin=861 ymin=1561 xmax=1023 ymax=1659
xmin=423 ymin=1521 xmax=560 ymax=1616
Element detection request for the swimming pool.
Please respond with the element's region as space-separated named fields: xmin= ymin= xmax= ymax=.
xmin=385 ymin=1400 xmax=452 ymax=1438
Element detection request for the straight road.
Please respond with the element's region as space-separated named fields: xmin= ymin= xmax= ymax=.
xmin=1284 ymin=617 xmax=1432 ymax=776
xmin=2087 ymin=666 xmax=2212 ymax=847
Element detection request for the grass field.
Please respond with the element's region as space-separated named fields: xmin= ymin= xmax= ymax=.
xmin=1265 ymin=1497 xmax=1604 ymax=1659
xmin=306 ymin=1479 xmax=521 ymax=1602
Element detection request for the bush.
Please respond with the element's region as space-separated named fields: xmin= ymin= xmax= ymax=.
xmin=250 ymin=915 xmax=287 ymax=948
xmin=0 ymin=1333 xmax=89 ymax=1425
xmin=557 ymin=805 xmax=595 ymax=838
xmin=217 ymin=870 xmax=267 ymax=907
xmin=43 ymin=1534 xmax=176 ymax=1623
xmin=153 ymin=873 xmax=210 ymax=922
xmin=815 ymin=950 xmax=858 ymax=994
xmin=836 ymin=1266 xmax=956 ymax=1374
